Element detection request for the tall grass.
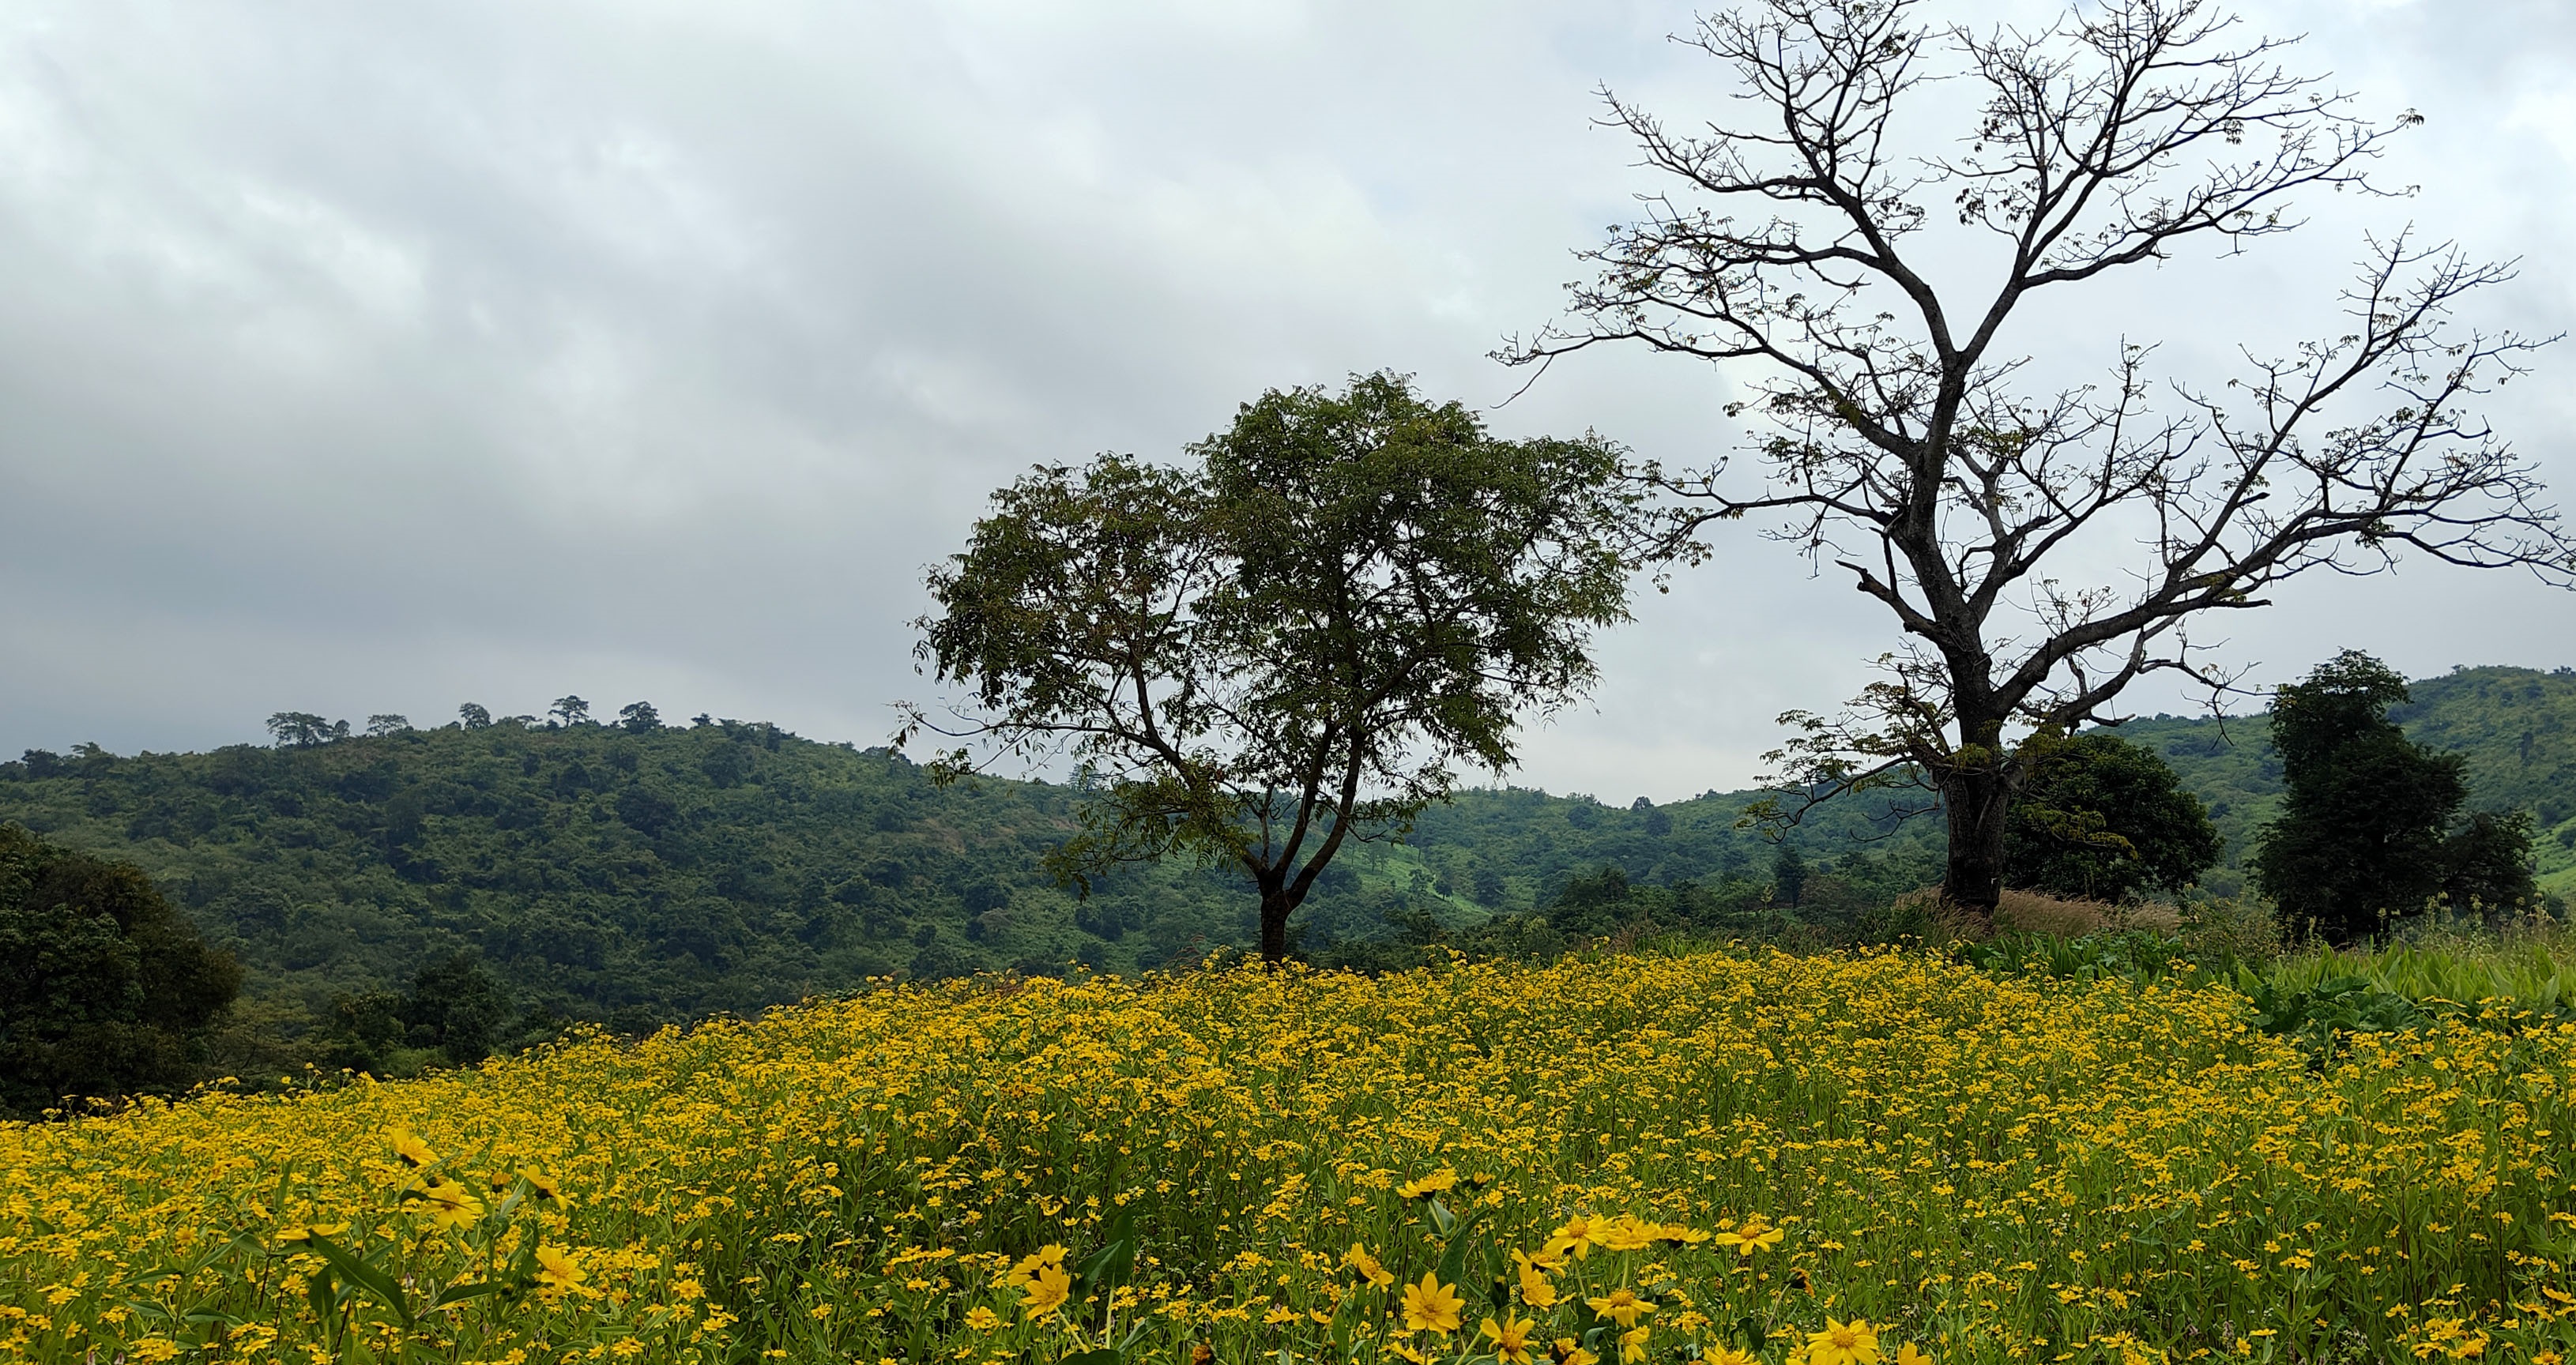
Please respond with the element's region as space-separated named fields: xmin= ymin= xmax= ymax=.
xmin=2265 ymin=914 xmax=2576 ymax=1015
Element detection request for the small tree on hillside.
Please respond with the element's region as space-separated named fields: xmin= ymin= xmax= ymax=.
xmin=903 ymin=373 xmax=1642 ymax=963
xmin=2254 ymin=651 xmax=2536 ymax=941
xmin=266 ymin=713 xmax=348 ymax=747
xmin=1508 ymin=0 xmax=2573 ymax=921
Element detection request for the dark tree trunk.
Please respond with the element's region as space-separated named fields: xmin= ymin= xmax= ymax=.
xmin=1940 ymin=763 xmax=2013 ymax=930
xmin=1257 ymin=876 xmax=1299 ymax=965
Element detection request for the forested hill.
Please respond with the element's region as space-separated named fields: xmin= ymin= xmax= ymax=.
xmin=0 ymin=716 xmax=1930 ymax=1027
xmin=2107 ymin=665 xmax=2576 ymax=898
xmin=1 ymin=663 xmax=2569 ymax=1028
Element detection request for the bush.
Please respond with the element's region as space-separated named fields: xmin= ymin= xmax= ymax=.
xmin=0 ymin=824 xmax=241 ymax=1116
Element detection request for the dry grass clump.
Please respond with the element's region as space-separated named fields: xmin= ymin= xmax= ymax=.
xmin=1892 ymin=886 xmax=2182 ymax=940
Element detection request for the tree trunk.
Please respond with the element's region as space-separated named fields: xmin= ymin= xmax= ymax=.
xmin=1940 ymin=763 xmax=2013 ymax=932
xmin=1257 ymin=878 xmax=1298 ymax=966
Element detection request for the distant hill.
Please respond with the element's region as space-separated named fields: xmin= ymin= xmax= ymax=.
xmin=0 ymin=716 xmax=1927 ymax=1028
xmin=2103 ymin=665 xmax=2576 ymax=899
xmin=2 ymin=664 xmax=2568 ymax=1029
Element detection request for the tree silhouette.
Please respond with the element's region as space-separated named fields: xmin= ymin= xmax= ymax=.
xmin=1509 ymin=0 xmax=2571 ymax=920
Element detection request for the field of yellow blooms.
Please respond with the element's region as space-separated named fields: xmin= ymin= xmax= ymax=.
xmin=5 ymin=946 xmax=2576 ymax=1364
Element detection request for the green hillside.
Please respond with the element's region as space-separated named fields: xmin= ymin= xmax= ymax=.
xmin=2107 ymin=666 xmax=2576 ymax=898
xmin=0 ymin=716 xmax=1931 ymax=1035
xmin=2 ymin=664 xmax=2567 ymax=1040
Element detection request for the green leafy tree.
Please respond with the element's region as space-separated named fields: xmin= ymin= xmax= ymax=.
xmin=549 ymin=697 xmax=592 ymax=727
xmin=266 ymin=713 xmax=347 ymax=747
xmin=906 ymin=373 xmax=1642 ymax=962
xmin=1510 ymin=0 xmax=2574 ymax=923
xmin=0 ymin=824 xmax=241 ymax=1116
xmin=458 ymin=703 xmax=492 ymax=729
xmin=397 ymin=952 xmax=516 ymax=1065
xmin=2003 ymin=732 xmax=2222 ymax=901
xmin=1770 ymin=844 xmax=1809 ymax=907
xmin=2255 ymin=652 xmax=2536 ymax=941
xmin=617 ymin=701 xmax=663 ymax=734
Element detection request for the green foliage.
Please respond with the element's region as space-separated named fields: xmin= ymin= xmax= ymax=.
xmin=2107 ymin=665 xmax=2576 ymax=901
xmin=0 ymin=720 xmax=1267 ymax=1034
xmin=1956 ymin=930 xmax=2199 ymax=985
xmin=2255 ymin=651 xmax=2539 ymax=941
xmin=0 ymin=824 xmax=242 ymax=1117
xmin=910 ymin=372 xmax=1644 ymax=960
xmin=0 ymin=660 xmax=2562 ymax=1077
xmin=2002 ymin=731 xmax=2220 ymax=901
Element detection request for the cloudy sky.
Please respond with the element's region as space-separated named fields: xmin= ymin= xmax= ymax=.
xmin=3 ymin=0 xmax=2570 ymax=802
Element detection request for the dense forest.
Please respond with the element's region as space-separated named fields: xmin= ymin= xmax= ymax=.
xmin=2 ymin=665 xmax=2570 ymax=1045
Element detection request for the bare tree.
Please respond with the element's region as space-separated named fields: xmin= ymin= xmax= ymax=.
xmin=1505 ymin=0 xmax=2571 ymax=919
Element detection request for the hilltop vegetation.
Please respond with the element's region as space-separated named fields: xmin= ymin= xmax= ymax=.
xmin=0 ymin=665 xmax=2568 ymax=1039
xmin=2107 ymin=665 xmax=2576 ymax=898
xmin=0 ymin=715 xmax=1928 ymax=1038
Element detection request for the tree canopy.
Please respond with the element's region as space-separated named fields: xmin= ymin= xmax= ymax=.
xmin=0 ymin=824 xmax=241 ymax=1118
xmin=908 ymin=372 xmax=1644 ymax=961
xmin=2002 ymin=732 xmax=2221 ymax=902
xmin=2254 ymin=651 xmax=2538 ymax=940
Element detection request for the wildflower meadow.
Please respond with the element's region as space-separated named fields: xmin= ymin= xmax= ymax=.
xmin=4 ymin=947 xmax=2573 ymax=1364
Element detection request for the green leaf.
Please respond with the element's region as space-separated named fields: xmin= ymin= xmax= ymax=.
xmin=307 ymin=1232 xmax=412 ymax=1327
xmin=429 ymin=1281 xmax=504 ymax=1310
xmin=306 ymin=1269 xmax=337 ymax=1327
xmin=1072 ymin=1208 xmax=1139 ymax=1304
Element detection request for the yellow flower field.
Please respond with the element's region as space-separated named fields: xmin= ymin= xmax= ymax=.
xmin=4 ymin=947 xmax=2574 ymax=1363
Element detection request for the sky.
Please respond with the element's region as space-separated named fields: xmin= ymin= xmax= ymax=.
xmin=2 ymin=0 xmax=2571 ymax=803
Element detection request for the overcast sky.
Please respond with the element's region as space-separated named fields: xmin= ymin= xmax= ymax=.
xmin=3 ymin=0 xmax=2571 ymax=802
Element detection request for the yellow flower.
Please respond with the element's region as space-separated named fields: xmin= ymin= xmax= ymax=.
xmin=533 ymin=1245 xmax=585 ymax=1295
xmin=1019 ymin=1264 xmax=1073 ymax=1319
xmin=1346 ymin=1243 xmax=1395 ymax=1290
xmin=1007 ymin=1244 xmax=1069 ymax=1289
xmin=1708 ymin=1347 xmax=1761 ymax=1365
xmin=1599 ymin=1215 xmax=1658 ymax=1252
xmin=1546 ymin=1213 xmax=1599 ymax=1261
xmin=1655 ymin=1222 xmax=1710 ymax=1246
xmin=274 ymin=1222 xmax=347 ymax=1246
xmin=964 ymin=1306 xmax=1003 ymax=1332
xmin=1891 ymin=1344 xmax=1933 ymax=1365
xmin=1554 ymin=1339 xmax=1601 ymax=1365
xmin=1712 ymin=1215 xmax=1785 ymax=1257
xmin=1620 ymin=1326 xmax=1651 ymax=1363
xmin=1396 ymin=1168 xmax=1459 ymax=1200
xmin=1264 ymin=1307 xmax=1299 ymax=1326
xmin=413 ymin=1178 xmax=485 ymax=1230
xmin=518 ymin=1167 xmax=569 ymax=1205
xmin=1512 ymin=1250 xmax=1559 ymax=1307
xmin=1402 ymin=1272 xmax=1463 ymax=1334
xmin=1587 ymin=1287 xmax=1656 ymax=1328
xmin=1806 ymin=1318 xmax=1881 ymax=1365
xmin=386 ymin=1127 xmax=438 ymax=1168
xmin=1482 ymin=1311 xmax=1539 ymax=1365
